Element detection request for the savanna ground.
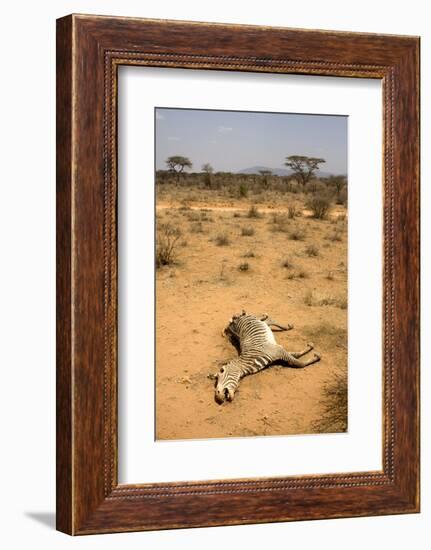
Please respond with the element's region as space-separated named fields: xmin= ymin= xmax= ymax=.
xmin=155 ymin=175 xmax=347 ymax=440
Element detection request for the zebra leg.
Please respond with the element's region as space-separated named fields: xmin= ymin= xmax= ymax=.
xmin=278 ymin=347 xmax=321 ymax=367
xmin=260 ymin=314 xmax=294 ymax=332
xmin=269 ymin=321 xmax=294 ymax=332
xmin=290 ymin=342 xmax=314 ymax=358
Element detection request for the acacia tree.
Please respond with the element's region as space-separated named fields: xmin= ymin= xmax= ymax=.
xmin=202 ymin=163 xmax=214 ymax=188
xmin=326 ymin=175 xmax=347 ymax=194
xmin=202 ymin=163 xmax=213 ymax=174
xmin=326 ymin=175 xmax=347 ymax=204
xmin=259 ymin=169 xmax=272 ymax=190
xmin=166 ymin=155 xmax=192 ymax=182
xmin=284 ymin=155 xmax=326 ymax=186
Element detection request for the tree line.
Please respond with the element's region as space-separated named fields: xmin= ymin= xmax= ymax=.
xmin=163 ymin=154 xmax=343 ymax=188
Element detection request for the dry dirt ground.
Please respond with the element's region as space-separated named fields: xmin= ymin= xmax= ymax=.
xmin=155 ymin=189 xmax=347 ymax=441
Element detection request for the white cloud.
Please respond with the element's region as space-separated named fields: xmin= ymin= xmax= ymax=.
xmin=217 ymin=126 xmax=233 ymax=133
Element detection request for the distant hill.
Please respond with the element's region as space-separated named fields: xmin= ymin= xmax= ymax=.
xmin=238 ymin=166 xmax=291 ymax=177
xmin=237 ymin=166 xmax=335 ymax=178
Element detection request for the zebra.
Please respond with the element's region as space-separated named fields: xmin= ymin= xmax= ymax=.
xmin=212 ymin=310 xmax=321 ymax=404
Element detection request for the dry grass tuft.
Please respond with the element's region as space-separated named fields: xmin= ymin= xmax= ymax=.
xmin=305 ymin=244 xmax=319 ymax=257
xmin=313 ymin=372 xmax=348 ymax=433
xmin=215 ymin=233 xmax=231 ymax=246
xmin=326 ymin=229 xmax=343 ymax=242
xmin=281 ymin=256 xmax=294 ymax=269
xmin=241 ymin=226 xmax=255 ymax=237
xmin=270 ymin=213 xmax=289 ymax=233
xmin=288 ymin=269 xmax=309 ymax=280
xmin=187 ymin=211 xmax=201 ymax=222
xmin=304 ymin=290 xmax=347 ymax=309
xmin=288 ymin=227 xmax=306 ymax=241
xmin=238 ymin=262 xmax=250 ymax=272
xmin=190 ymin=222 xmax=204 ymax=233
xmin=303 ymin=322 xmax=347 ymax=349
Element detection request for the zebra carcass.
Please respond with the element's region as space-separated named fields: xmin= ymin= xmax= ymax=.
xmin=211 ymin=310 xmax=321 ymax=404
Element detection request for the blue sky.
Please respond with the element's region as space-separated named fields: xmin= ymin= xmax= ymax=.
xmin=155 ymin=108 xmax=347 ymax=174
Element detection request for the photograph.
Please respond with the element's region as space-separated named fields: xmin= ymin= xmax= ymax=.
xmin=155 ymin=107 xmax=348 ymax=441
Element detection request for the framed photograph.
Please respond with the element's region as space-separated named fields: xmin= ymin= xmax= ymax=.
xmin=56 ymin=14 xmax=420 ymax=535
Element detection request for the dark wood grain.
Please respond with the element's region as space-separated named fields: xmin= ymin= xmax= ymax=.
xmin=56 ymin=14 xmax=420 ymax=535
xmin=56 ymin=15 xmax=73 ymax=535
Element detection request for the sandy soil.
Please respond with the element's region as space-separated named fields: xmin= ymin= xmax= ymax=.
xmin=155 ymin=194 xmax=347 ymax=440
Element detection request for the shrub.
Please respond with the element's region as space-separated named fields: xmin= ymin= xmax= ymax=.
xmin=190 ymin=222 xmax=204 ymax=233
xmin=313 ymin=373 xmax=348 ymax=433
xmin=233 ymin=212 xmax=241 ymax=218
xmin=239 ymin=183 xmax=248 ymax=198
xmin=288 ymin=269 xmax=308 ymax=280
xmin=247 ymin=205 xmax=262 ymax=218
xmin=219 ymin=262 xmax=228 ymax=282
xmin=238 ymin=262 xmax=250 ymax=272
xmin=305 ymin=193 xmax=332 ymax=219
xmin=306 ymin=180 xmax=327 ymax=194
xmin=305 ymin=244 xmax=319 ymax=257
xmin=338 ymin=187 xmax=348 ymax=206
xmin=187 ymin=211 xmax=201 ymax=222
xmin=271 ymin=212 xmax=287 ymax=224
xmin=288 ymin=227 xmax=306 ymax=241
xmin=281 ymin=257 xmax=294 ymax=269
xmin=203 ymin=171 xmax=212 ymax=188
xmin=271 ymin=223 xmax=289 ymax=233
xmin=243 ymin=250 xmax=255 ymax=258
xmin=288 ymin=205 xmax=298 ymax=219
xmin=326 ymin=271 xmax=335 ymax=280
xmin=215 ymin=233 xmax=230 ymax=246
xmin=241 ymin=226 xmax=255 ymax=237
xmin=303 ymin=322 xmax=347 ymax=349
xmin=304 ymin=290 xmax=347 ymax=308
xmin=337 ymin=297 xmax=348 ymax=310
xmin=326 ymin=229 xmax=343 ymax=242
xmin=156 ymin=224 xmax=182 ymax=268
xmin=270 ymin=213 xmax=289 ymax=233
xmin=304 ymin=290 xmax=315 ymax=306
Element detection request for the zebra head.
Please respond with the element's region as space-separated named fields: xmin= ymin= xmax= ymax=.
xmin=214 ymin=360 xmax=241 ymax=404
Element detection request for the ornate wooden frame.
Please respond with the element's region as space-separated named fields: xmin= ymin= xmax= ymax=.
xmin=56 ymin=14 xmax=420 ymax=534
